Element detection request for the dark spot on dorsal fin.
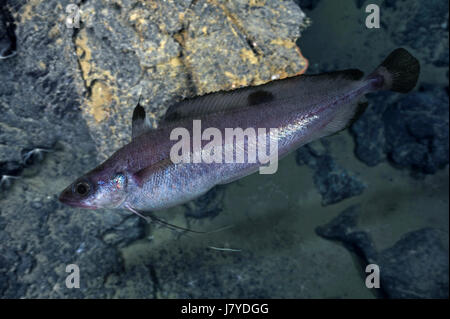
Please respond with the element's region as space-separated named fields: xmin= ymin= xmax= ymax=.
xmin=247 ymin=90 xmax=275 ymax=106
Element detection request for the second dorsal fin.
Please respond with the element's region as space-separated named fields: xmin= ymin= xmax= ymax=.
xmin=161 ymin=79 xmax=286 ymax=123
xmin=162 ymin=88 xmax=274 ymax=122
xmin=161 ymin=69 xmax=365 ymax=123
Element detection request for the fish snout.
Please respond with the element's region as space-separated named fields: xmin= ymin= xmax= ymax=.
xmin=58 ymin=187 xmax=73 ymax=205
xmin=58 ymin=185 xmax=98 ymax=209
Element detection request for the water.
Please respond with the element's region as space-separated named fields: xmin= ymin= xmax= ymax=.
xmin=0 ymin=0 xmax=448 ymax=298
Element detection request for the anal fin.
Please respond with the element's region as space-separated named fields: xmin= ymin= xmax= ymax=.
xmin=317 ymin=99 xmax=370 ymax=139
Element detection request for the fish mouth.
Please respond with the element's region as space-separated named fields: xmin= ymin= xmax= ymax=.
xmin=58 ymin=189 xmax=98 ymax=209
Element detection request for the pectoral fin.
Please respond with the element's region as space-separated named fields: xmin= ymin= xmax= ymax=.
xmin=133 ymin=158 xmax=173 ymax=187
xmin=162 ymin=89 xmax=263 ymax=122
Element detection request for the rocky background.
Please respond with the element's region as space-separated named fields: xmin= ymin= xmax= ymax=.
xmin=0 ymin=0 xmax=448 ymax=298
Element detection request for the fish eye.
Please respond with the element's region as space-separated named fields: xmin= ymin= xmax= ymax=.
xmin=74 ymin=181 xmax=90 ymax=196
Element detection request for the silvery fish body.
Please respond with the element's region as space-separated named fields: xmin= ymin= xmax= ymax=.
xmin=59 ymin=49 xmax=420 ymax=213
xmin=124 ymin=71 xmax=368 ymax=210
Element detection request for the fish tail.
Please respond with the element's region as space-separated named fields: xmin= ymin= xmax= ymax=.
xmin=368 ymin=48 xmax=420 ymax=93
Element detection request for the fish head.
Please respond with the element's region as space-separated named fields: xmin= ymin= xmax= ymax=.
xmin=59 ymin=167 xmax=132 ymax=210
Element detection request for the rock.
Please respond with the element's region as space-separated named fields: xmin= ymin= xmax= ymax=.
xmin=73 ymin=0 xmax=310 ymax=160
xmin=433 ymin=48 xmax=449 ymax=68
xmin=148 ymin=247 xmax=274 ymax=298
xmin=313 ymin=155 xmax=366 ymax=205
xmin=387 ymin=0 xmax=449 ymax=67
xmin=316 ymin=206 xmax=449 ymax=299
xmin=315 ymin=205 xmax=378 ymax=260
xmin=69 ymin=237 xmax=124 ymax=297
xmin=183 ymin=185 xmax=226 ymax=219
xmin=0 ymin=160 xmax=23 ymax=176
xmin=0 ymin=0 xmax=95 ymax=172
xmin=0 ymin=143 xmax=146 ymax=298
xmin=1 ymin=0 xmax=310 ymax=162
xmin=0 ymin=245 xmax=20 ymax=297
xmin=0 ymin=0 xmax=311 ymax=298
xmin=350 ymin=93 xmax=389 ymax=166
xmin=296 ymin=139 xmax=329 ymax=167
xmin=0 ymin=0 xmax=16 ymax=59
xmin=296 ymin=141 xmax=366 ymax=205
xmin=384 ymin=86 xmax=449 ymax=174
xmin=102 ymin=215 xmax=146 ymax=247
xmin=316 ymin=205 xmax=359 ymax=237
xmin=351 ymin=85 xmax=449 ymax=174
xmin=107 ymin=264 xmax=157 ymax=298
xmin=377 ymin=228 xmax=449 ymax=299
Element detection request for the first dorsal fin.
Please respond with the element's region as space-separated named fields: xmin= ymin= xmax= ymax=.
xmin=131 ymin=99 xmax=153 ymax=139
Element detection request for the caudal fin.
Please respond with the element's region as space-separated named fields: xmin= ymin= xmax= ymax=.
xmin=370 ymin=48 xmax=420 ymax=93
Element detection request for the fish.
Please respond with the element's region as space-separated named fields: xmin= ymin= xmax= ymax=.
xmin=59 ymin=48 xmax=420 ymax=218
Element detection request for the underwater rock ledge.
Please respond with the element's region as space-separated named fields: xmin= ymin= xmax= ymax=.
xmin=0 ymin=0 xmax=310 ymax=298
xmin=73 ymin=0 xmax=310 ymax=160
